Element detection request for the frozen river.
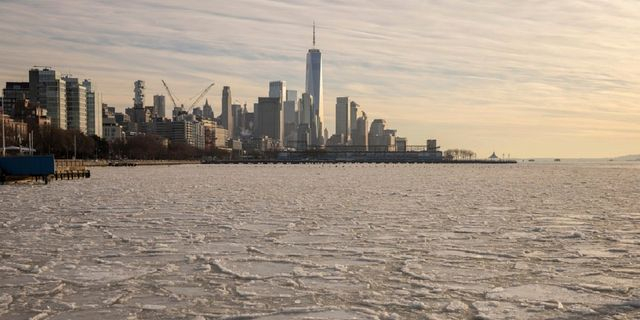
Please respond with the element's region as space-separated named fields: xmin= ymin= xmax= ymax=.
xmin=1 ymin=163 xmax=639 ymax=319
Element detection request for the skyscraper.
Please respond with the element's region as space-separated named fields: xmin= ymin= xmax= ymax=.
xmin=62 ymin=77 xmax=87 ymax=133
xmin=299 ymin=93 xmax=313 ymax=126
xmin=232 ymin=103 xmax=242 ymax=138
xmin=29 ymin=67 xmax=67 ymax=129
xmin=82 ymin=79 xmax=102 ymax=137
xmin=283 ymin=90 xmax=298 ymax=147
xmin=284 ymin=90 xmax=297 ymax=125
xmin=221 ymin=86 xmax=233 ymax=139
xmin=349 ymin=101 xmax=359 ymax=141
xmin=131 ymin=81 xmax=149 ymax=124
xmin=154 ymin=95 xmax=166 ymax=119
xmin=269 ymin=81 xmax=286 ymax=101
xmin=305 ymin=22 xmax=323 ymax=145
xmin=354 ymin=112 xmax=368 ymax=151
xmin=254 ymin=97 xmax=283 ymax=143
xmin=335 ymin=97 xmax=350 ymax=143
xmin=133 ymin=80 xmax=145 ymax=108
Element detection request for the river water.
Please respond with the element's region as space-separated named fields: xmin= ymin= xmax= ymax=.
xmin=0 ymin=163 xmax=639 ymax=319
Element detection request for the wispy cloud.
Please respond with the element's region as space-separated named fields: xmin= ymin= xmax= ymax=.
xmin=1 ymin=0 xmax=639 ymax=157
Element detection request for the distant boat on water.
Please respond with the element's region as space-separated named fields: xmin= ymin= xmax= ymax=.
xmin=554 ymin=158 xmax=561 ymax=162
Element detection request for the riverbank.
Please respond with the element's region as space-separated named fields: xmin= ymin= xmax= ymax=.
xmin=83 ymin=160 xmax=201 ymax=167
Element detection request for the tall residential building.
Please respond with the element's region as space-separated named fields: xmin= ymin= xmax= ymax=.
xmin=133 ymin=80 xmax=145 ymax=107
xmin=154 ymin=95 xmax=166 ymax=119
xmin=131 ymin=80 xmax=149 ymax=124
xmin=2 ymin=82 xmax=30 ymax=118
xmin=62 ymin=77 xmax=87 ymax=133
xmin=29 ymin=67 xmax=67 ymax=129
xmin=335 ymin=97 xmax=351 ymax=143
xmin=254 ymin=97 xmax=283 ymax=143
xmin=202 ymin=99 xmax=214 ymax=120
xmin=269 ymin=81 xmax=286 ymax=101
xmin=221 ymin=86 xmax=233 ymax=139
xmin=305 ymin=23 xmax=323 ymax=145
xmin=83 ymin=79 xmax=102 ymax=137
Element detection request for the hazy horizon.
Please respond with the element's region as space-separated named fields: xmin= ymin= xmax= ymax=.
xmin=1 ymin=0 xmax=639 ymax=158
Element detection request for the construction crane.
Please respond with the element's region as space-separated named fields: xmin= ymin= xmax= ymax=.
xmin=161 ymin=80 xmax=214 ymax=113
xmin=161 ymin=80 xmax=179 ymax=110
xmin=187 ymin=82 xmax=215 ymax=112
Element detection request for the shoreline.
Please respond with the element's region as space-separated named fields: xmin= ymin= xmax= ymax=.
xmin=202 ymin=159 xmax=518 ymax=165
xmin=83 ymin=160 xmax=201 ymax=167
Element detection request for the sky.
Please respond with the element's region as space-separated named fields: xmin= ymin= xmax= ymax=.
xmin=1 ymin=0 xmax=639 ymax=158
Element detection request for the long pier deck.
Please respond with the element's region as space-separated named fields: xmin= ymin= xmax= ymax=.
xmin=203 ymin=159 xmax=518 ymax=165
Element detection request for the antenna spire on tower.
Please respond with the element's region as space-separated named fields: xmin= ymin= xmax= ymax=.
xmin=313 ymin=21 xmax=316 ymax=47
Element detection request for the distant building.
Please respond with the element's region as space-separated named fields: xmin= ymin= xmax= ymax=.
xmin=299 ymin=92 xmax=312 ymax=126
xmin=283 ymin=90 xmax=298 ymax=148
xmin=2 ymin=82 xmax=30 ymax=118
xmin=396 ymin=137 xmax=407 ymax=152
xmin=202 ymin=99 xmax=214 ymax=120
xmin=296 ymin=123 xmax=310 ymax=151
xmin=192 ymin=107 xmax=203 ymax=119
xmin=130 ymin=81 xmax=149 ymax=124
xmin=1 ymin=114 xmax=28 ymax=139
xmin=114 ymin=111 xmax=128 ymax=126
xmin=254 ymin=97 xmax=283 ymax=143
xmin=202 ymin=120 xmax=228 ymax=149
xmin=306 ymin=23 xmax=324 ymax=145
xmin=102 ymin=104 xmax=124 ymax=141
xmin=149 ymin=120 xmax=205 ymax=149
xmin=427 ymin=139 xmax=438 ymax=152
xmin=130 ymin=105 xmax=151 ymax=124
xmin=83 ymin=79 xmax=102 ymax=137
xmin=221 ymin=86 xmax=233 ymax=138
xmin=62 ymin=77 xmax=87 ymax=133
xmin=13 ymin=98 xmax=50 ymax=129
xmin=369 ymin=119 xmax=396 ymax=151
xmin=244 ymin=136 xmax=279 ymax=153
xmin=232 ymin=104 xmax=242 ymax=138
xmin=133 ymin=80 xmax=145 ymax=107
xmin=154 ymin=95 xmax=166 ymax=119
xmin=335 ymin=97 xmax=350 ymax=144
xmin=349 ymin=101 xmax=359 ymax=140
xmin=326 ymin=133 xmax=346 ymax=147
xmin=242 ymin=107 xmax=255 ymax=138
xmin=269 ymin=81 xmax=286 ymax=101
xmin=352 ymin=112 xmax=368 ymax=151
xmin=29 ymin=67 xmax=67 ymax=129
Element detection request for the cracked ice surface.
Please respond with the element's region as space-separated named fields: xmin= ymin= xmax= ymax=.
xmin=1 ymin=162 xmax=639 ymax=319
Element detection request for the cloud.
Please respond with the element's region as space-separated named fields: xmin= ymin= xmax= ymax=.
xmin=1 ymin=0 xmax=639 ymax=157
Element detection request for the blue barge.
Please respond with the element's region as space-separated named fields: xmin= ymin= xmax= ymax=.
xmin=0 ymin=155 xmax=55 ymax=184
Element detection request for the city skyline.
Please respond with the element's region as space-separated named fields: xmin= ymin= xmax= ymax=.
xmin=1 ymin=1 xmax=640 ymax=158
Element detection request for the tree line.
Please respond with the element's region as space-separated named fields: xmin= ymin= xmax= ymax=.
xmin=3 ymin=122 xmax=227 ymax=160
xmin=443 ymin=149 xmax=476 ymax=160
